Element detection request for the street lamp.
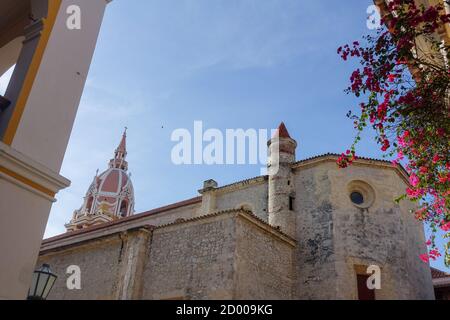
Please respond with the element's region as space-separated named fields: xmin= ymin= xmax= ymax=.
xmin=28 ymin=264 xmax=57 ymax=300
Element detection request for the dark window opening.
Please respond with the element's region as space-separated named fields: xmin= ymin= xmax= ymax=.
xmin=119 ymin=201 xmax=128 ymax=217
xmin=357 ymin=274 xmax=375 ymax=300
xmin=86 ymin=197 xmax=93 ymax=213
xmin=289 ymin=196 xmax=294 ymax=211
xmin=350 ymin=191 xmax=364 ymax=205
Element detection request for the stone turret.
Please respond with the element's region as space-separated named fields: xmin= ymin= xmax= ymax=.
xmin=267 ymin=122 xmax=297 ymax=238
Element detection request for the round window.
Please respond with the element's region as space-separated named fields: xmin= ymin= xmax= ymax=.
xmin=347 ymin=180 xmax=376 ymax=209
xmin=350 ymin=191 xmax=364 ymax=205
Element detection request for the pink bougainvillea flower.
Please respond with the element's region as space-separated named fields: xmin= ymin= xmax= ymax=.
xmin=441 ymin=222 xmax=450 ymax=232
xmin=429 ymin=249 xmax=441 ymax=260
xmin=409 ymin=173 xmax=419 ymax=187
xmin=432 ymin=154 xmax=440 ymax=164
xmin=337 ymin=1 xmax=450 ymax=266
xmin=419 ymin=254 xmax=429 ymax=263
xmin=419 ymin=166 xmax=428 ymax=174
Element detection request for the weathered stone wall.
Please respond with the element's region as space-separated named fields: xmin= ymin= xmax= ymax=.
xmin=215 ymin=182 xmax=268 ymax=221
xmin=293 ymin=163 xmax=338 ymax=299
xmin=38 ymin=236 xmax=123 ymax=300
xmin=39 ymin=211 xmax=295 ymax=300
xmin=234 ymin=217 xmax=294 ymax=299
xmin=132 ymin=202 xmax=202 ymax=227
xmin=293 ymin=160 xmax=435 ymax=300
xmin=141 ymin=211 xmax=294 ymax=300
xmin=142 ymin=213 xmax=237 ymax=300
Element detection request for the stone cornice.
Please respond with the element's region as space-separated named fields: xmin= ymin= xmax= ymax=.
xmin=40 ymin=225 xmax=154 ymax=256
xmin=0 ymin=142 xmax=70 ymax=200
xmin=292 ymin=153 xmax=411 ymax=187
xmin=42 ymin=196 xmax=202 ymax=247
xmin=433 ymin=277 xmax=450 ymax=288
xmin=210 ymin=176 xmax=268 ymax=195
xmin=235 ymin=210 xmax=297 ymax=247
xmin=155 ymin=209 xmax=296 ymax=246
xmin=40 ymin=209 xmax=296 ymax=254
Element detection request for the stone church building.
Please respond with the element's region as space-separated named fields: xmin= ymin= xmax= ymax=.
xmin=37 ymin=123 xmax=436 ymax=300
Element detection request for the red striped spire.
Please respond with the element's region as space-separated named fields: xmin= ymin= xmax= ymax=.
xmin=116 ymin=127 xmax=127 ymax=156
xmin=275 ymin=122 xmax=291 ymax=139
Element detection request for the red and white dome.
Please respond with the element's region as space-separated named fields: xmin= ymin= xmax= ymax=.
xmin=66 ymin=129 xmax=135 ymax=231
xmin=96 ymin=168 xmax=131 ymax=200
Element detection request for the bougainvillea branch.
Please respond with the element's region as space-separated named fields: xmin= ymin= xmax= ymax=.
xmin=337 ymin=0 xmax=450 ymax=266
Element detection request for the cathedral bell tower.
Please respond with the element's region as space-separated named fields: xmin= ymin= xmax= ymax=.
xmin=65 ymin=129 xmax=135 ymax=231
xmin=267 ymin=122 xmax=297 ymax=238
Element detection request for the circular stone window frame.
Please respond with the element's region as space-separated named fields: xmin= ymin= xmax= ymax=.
xmin=347 ymin=180 xmax=376 ymax=209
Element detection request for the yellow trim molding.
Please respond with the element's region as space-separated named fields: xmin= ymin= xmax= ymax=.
xmin=3 ymin=0 xmax=62 ymax=145
xmin=0 ymin=165 xmax=55 ymax=197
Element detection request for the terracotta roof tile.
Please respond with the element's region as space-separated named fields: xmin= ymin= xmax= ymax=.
xmin=274 ymin=122 xmax=292 ymax=139
xmin=43 ymin=196 xmax=202 ymax=244
xmin=431 ymin=267 xmax=450 ymax=279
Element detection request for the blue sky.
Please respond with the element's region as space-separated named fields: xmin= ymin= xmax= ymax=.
xmin=1 ymin=0 xmax=447 ymax=271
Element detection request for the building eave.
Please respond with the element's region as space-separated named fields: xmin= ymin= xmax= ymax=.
xmin=292 ymin=153 xmax=411 ymax=187
xmin=40 ymin=209 xmax=296 ymax=254
xmin=42 ymin=196 xmax=202 ymax=245
xmin=433 ymin=277 xmax=450 ymax=288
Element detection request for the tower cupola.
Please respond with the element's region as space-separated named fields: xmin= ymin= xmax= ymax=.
xmin=65 ymin=129 xmax=135 ymax=231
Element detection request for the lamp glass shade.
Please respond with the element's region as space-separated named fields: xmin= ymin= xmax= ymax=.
xmin=35 ymin=272 xmax=50 ymax=297
xmin=42 ymin=275 xmax=57 ymax=299
xmin=28 ymin=264 xmax=57 ymax=300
